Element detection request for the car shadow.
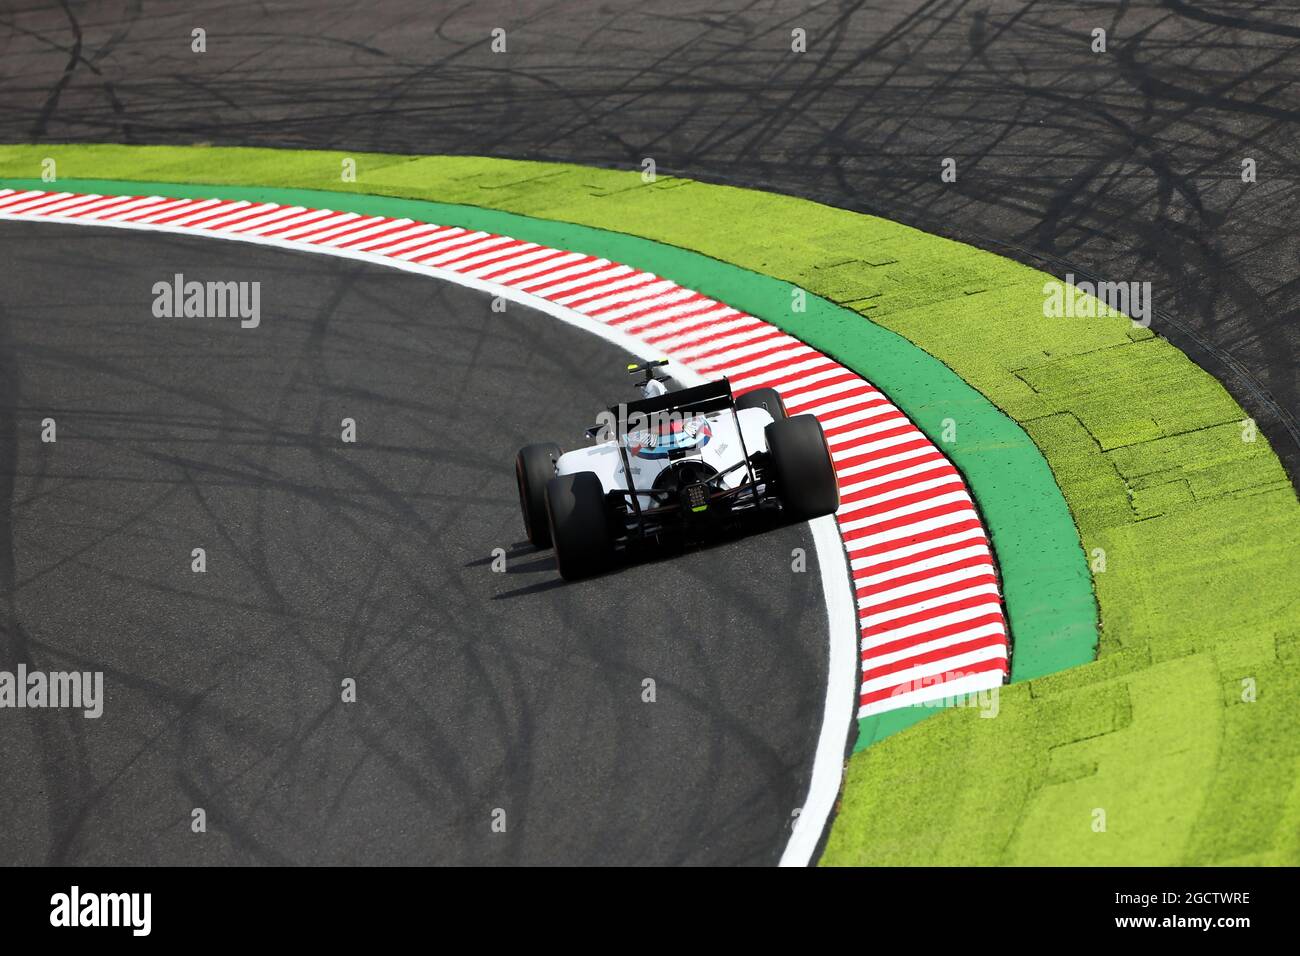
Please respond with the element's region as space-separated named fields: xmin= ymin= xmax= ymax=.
xmin=492 ymin=576 xmax=568 ymax=600
xmin=504 ymin=554 xmax=557 ymax=575
xmin=463 ymin=541 xmax=535 ymax=569
xmin=487 ymin=510 xmax=808 ymax=598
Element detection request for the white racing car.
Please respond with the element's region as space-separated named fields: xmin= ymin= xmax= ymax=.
xmin=515 ymin=360 xmax=840 ymax=580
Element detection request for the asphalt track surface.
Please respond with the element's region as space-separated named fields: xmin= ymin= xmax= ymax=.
xmin=0 ymin=0 xmax=1296 ymax=481
xmin=0 ymin=221 xmax=828 ymax=865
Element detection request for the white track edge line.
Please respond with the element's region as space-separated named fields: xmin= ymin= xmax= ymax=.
xmin=778 ymin=515 xmax=857 ymax=868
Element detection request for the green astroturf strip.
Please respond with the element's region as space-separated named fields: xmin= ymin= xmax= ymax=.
xmin=3 ymin=145 xmax=1297 ymax=866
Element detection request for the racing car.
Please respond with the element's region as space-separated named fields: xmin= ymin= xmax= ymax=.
xmin=514 ymin=360 xmax=840 ymax=580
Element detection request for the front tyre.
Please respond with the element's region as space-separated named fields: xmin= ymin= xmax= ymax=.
xmin=765 ymin=415 xmax=839 ymax=522
xmin=516 ymin=443 xmax=562 ymax=547
xmin=545 ymin=471 xmax=613 ymax=580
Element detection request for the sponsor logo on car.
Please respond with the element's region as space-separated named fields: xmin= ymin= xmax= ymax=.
xmin=627 ymin=415 xmax=712 ymax=459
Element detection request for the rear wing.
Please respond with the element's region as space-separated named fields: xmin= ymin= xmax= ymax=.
xmin=610 ymin=377 xmax=764 ymax=531
xmin=609 ymin=378 xmax=734 ymax=432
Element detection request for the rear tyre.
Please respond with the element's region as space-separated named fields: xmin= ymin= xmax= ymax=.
xmin=545 ymin=472 xmax=613 ymax=580
xmin=736 ymin=386 xmax=787 ymax=420
xmin=765 ymin=415 xmax=839 ymax=522
xmin=516 ymin=442 xmax=562 ymax=547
